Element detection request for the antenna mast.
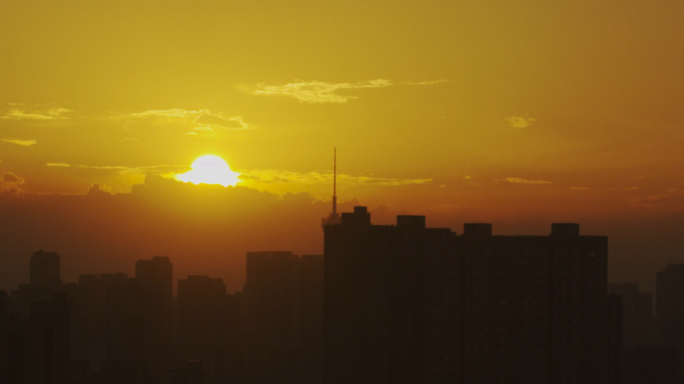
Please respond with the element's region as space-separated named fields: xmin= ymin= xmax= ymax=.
xmin=332 ymin=147 xmax=337 ymax=215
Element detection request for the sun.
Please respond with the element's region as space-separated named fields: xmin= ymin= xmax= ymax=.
xmin=175 ymin=155 xmax=241 ymax=187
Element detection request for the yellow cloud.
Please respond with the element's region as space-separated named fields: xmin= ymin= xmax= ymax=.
xmin=2 ymin=107 xmax=72 ymax=120
xmin=244 ymin=78 xmax=445 ymax=103
xmin=1 ymin=172 xmax=25 ymax=191
xmin=506 ymin=177 xmax=552 ymax=185
xmin=240 ymin=169 xmax=431 ymax=186
xmin=2 ymin=138 xmax=37 ymax=146
xmin=47 ymin=163 xmax=71 ymax=167
xmin=128 ymin=109 xmax=254 ymax=131
xmin=506 ymin=116 xmax=537 ymax=128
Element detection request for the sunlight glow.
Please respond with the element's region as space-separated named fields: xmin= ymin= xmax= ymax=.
xmin=175 ymin=155 xmax=241 ymax=187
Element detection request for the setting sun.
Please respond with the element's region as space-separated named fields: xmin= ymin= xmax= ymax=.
xmin=175 ymin=155 xmax=241 ymax=187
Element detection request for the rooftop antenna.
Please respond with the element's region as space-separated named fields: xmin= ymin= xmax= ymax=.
xmin=322 ymin=147 xmax=341 ymax=228
xmin=332 ymin=147 xmax=337 ymax=216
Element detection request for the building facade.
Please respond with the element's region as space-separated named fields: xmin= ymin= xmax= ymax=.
xmin=324 ymin=207 xmax=613 ymax=384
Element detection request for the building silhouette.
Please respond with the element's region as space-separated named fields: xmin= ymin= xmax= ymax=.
xmin=324 ymin=207 xmax=614 ymax=384
xmin=135 ymin=256 xmax=173 ymax=382
xmin=0 ymin=292 xmax=71 ymax=384
xmin=10 ymin=250 xmax=66 ymax=316
xmin=176 ymin=275 xmax=238 ymax=384
xmin=620 ymin=344 xmax=679 ymax=384
xmin=243 ymin=251 xmax=323 ymax=384
xmin=70 ymin=273 xmax=143 ymax=365
xmin=609 ymin=283 xmax=655 ymax=347
xmin=30 ymin=250 xmax=62 ymax=287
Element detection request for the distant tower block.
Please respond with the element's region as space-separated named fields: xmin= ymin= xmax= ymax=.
xmin=30 ymin=250 xmax=62 ymax=285
xmin=322 ymin=147 xmax=341 ymax=228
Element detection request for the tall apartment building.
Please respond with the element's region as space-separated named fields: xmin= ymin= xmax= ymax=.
xmin=608 ymin=283 xmax=655 ymax=347
xmin=243 ymin=251 xmax=323 ymax=384
xmin=30 ymin=250 xmax=62 ymax=286
xmin=0 ymin=292 xmax=71 ymax=384
xmin=135 ymin=256 xmax=173 ymax=382
xmin=655 ymin=263 xmax=684 ymax=380
xmin=10 ymin=250 xmax=65 ymax=316
xmin=324 ymin=207 xmax=614 ymax=384
xmin=70 ymin=273 xmax=143 ymax=363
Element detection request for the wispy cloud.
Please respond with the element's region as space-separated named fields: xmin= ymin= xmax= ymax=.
xmin=628 ymin=189 xmax=684 ymax=211
xmin=2 ymin=138 xmax=37 ymax=146
xmin=128 ymin=109 xmax=254 ymax=132
xmin=240 ymin=169 xmax=432 ymax=186
xmin=46 ymin=162 xmax=432 ymax=189
xmin=77 ymin=164 xmax=188 ymax=175
xmin=242 ymin=78 xmax=447 ymax=103
xmin=2 ymin=106 xmax=72 ymax=120
xmin=0 ymin=172 xmax=25 ymax=191
xmin=506 ymin=115 xmax=537 ymax=128
xmin=506 ymin=177 xmax=552 ymax=185
xmin=405 ymin=79 xmax=448 ymax=85
xmin=1 ymin=172 xmax=24 ymax=184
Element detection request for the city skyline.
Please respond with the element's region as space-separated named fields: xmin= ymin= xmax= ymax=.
xmin=2 ymin=0 xmax=684 ymax=294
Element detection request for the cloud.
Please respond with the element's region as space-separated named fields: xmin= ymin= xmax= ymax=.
xmin=569 ymin=187 xmax=590 ymax=190
xmin=1 ymin=172 xmax=24 ymax=184
xmin=77 ymin=164 xmax=188 ymax=176
xmin=239 ymin=169 xmax=432 ymax=186
xmin=46 ymin=163 xmax=71 ymax=167
xmin=0 ymin=172 xmax=25 ymax=191
xmin=193 ymin=126 xmax=214 ymax=132
xmin=2 ymin=106 xmax=72 ymax=120
xmin=628 ymin=189 xmax=684 ymax=211
xmin=2 ymin=138 xmax=37 ymax=146
xmin=243 ymin=78 xmax=446 ymax=103
xmin=506 ymin=116 xmax=537 ymax=128
xmin=128 ymin=109 xmax=254 ymax=132
xmin=506 ymin=177 xmax=552 ymax=185
xmin=405 ymin=79 xmax=448 ymax=85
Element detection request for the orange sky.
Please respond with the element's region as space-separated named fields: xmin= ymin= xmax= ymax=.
xmin=1 ymin=0 xmax=684 ymax=292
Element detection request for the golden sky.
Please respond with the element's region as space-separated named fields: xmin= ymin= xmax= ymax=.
xmin=1 ymin=0 xmax=684 ymax=290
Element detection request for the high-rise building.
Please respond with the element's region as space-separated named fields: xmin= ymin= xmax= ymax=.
xmin=0 ymin=293 xmax=71 ymax=384
xmin=609 ymin=283 xmax=655 ymax=347
xmin=10 ymin=250 xmax=65 ymax=316
xmin=655 ymin=263 xmax=684 ymax=380
xmin=656 ymin=264 xmax=684 ymax=346
xmin=243 ymin=251 xmax=324 ymax=384
xmin=135 ymin=256 xmax=173 ymax=382
xmin=621 ymin=344 xmax=680 ymax=384
xmin=324 ymin=207 xmax=613 ymax=384
xmin=70 ymin=273 xmax=143 ymax=363
xmin=30 ymin=250 xmax=62 ymax=286
xmin=177 ymin=275 xmax=227 ymax=350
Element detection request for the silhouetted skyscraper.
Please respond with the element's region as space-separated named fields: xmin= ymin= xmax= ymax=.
xmin=324 ymin=207 xmax=613 ymax=384
xmin=609 ymin=283 xmax=655 ymax=347
xmin=177 ymin=275 xmax=227 ymax=350
xmin=70 ymin=273 xmax=143 ymax=364
xmin=656 ymin=264 xmax=684 ymax=345
xmin=0 ymin=293 xmax=71 ymax=384
xmin=30 ymin=250 xmax=62 ymax=286
xmin=136 ymin=256 xmax=173 ymax=382
xmin=324 ymin=207 xmax=455 ymax=384
xmin=9 ymin=250 xmax=65 ymax=317
xmin=243 ymin=251 xmax=324 ymax=384
xmin=655 ymin=263 xmax=684 ymax=379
